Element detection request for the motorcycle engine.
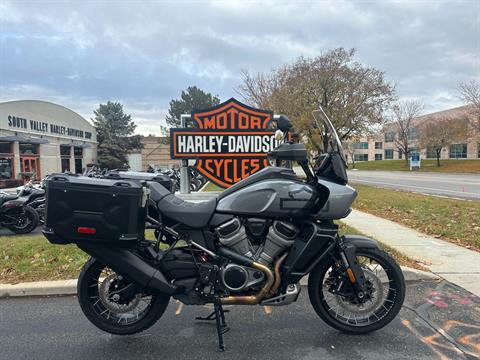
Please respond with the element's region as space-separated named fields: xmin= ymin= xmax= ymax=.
xmin=216 ymin=217 xmax=298 ymax=292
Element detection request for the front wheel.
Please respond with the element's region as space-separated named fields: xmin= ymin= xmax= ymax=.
xmin=77 ymin=258 xmax=170 ymax=335
xmin=308 ymin=247 xmax=405 ymax=334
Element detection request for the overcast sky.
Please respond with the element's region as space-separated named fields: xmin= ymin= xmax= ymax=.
xmin=1 ymin=0 xmax=479 ymax=135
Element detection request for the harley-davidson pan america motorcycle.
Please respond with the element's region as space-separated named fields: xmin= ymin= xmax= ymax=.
xmin=43 ymin=108 xmax=405 ymax=351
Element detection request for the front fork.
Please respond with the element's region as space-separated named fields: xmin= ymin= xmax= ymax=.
xmin=336 ymin=237 xmax=368 ymax=301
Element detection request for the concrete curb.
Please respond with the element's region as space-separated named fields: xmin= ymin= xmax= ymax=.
xmin=0 ymin=279 xmax=77 ymax=298
xmin=0 ymin=267 xmax=438 ymax=299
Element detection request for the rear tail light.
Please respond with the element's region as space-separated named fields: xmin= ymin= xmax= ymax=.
xmin=4 ymin=203 xmax=19 ymax=208
xmin=77 ymin=227 xmax=97 ymax=235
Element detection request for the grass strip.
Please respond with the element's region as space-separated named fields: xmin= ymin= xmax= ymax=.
xmin=352 ymin=183 xmax=480 ymax=251
xmin=0 ymin=224 xmax=423 ymax=284
xmin=352 ymin=159 xmax=480 ymax=173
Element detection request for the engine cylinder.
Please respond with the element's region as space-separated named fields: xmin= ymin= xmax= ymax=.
xmin=257 ymin=221 xmax=297 ymax=266
xmin=216 ymin=218 xmax=253 ymax=258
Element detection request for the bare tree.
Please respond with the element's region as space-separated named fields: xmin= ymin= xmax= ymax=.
xmin=389 ymin=100 xmax=424 ymax=164
xmin=236 ymin=48 xmax=396 ymax=153
xmin=419 ymin=116 xmax=469 ymax=167
xmin=458 ymin=80 xmax=480 ymax=130
xmin=343 ymin=136 xmax=361 ymax=169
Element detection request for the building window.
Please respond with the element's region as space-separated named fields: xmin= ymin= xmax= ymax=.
xmin=385 ymin=132 xmax=395 ymax=142
xmin=354 ymin=154 xmax=369 ymax=161
xmin=375 ymin=142 xmax=383 ymax=149
xmin=74 ymin=147 xmax=83 ymax=174
xmin=410 ymin=148 xmax=420 ymax=157
xmin=426 ymin=147 xmax=439 ymax=159
xmin=75 ymin=159 xmax=83 ymax=174
xmin=375 ymin=154 xmax=383 ymax=161
xmin=19 ymin=143 xmax=39 ymax=155
xmin=385 ymin=149 xmax=394 ymax=159
xmin=354 ymin=142 xmax=368 ymax=150
xmin=399 ymin=149 xmax=403 ymax=159
xmin=61 ymin=158 xmax=70 ymax=172
xmin=74 ymin=147 xmax=83 ymax=157
xmin=60 ymin=145 xmax=71 ymax=172
xmin=449 ymin=143 xmax=467 ymax=159
xmin=407 ymin=127 xmax=418 ymax=140
xmin=60 ymin=145 xmax=71 ymax=156
xmin=0 ymin=142 xmax=12 ymax=154
xmin=0 ymin=158 xmax=13 ymax=179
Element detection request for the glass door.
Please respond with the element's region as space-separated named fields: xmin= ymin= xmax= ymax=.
xmin=21 ymin=157 xmax=40 ymax=180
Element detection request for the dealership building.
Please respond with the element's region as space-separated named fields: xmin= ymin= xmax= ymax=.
xmin=0 ymin=100 xmax=97 ymax=186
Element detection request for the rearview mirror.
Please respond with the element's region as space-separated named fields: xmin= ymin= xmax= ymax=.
xmin=276 ymin=115 xmax=292 ymax=132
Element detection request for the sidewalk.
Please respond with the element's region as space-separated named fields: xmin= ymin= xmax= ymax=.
xmin=342 ymin=209 xmax=480 ymax=297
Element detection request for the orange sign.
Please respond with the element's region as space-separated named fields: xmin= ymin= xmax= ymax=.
xmin=170 ymin=98 xmax=278 ymax=188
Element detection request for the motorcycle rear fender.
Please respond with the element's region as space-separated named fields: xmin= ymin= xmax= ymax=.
xmin=1 ymin=199 xmax=26 ymax=210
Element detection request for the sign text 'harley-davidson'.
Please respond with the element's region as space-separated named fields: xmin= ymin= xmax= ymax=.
xmin=170 ymin=98 xmax=279 ymax=188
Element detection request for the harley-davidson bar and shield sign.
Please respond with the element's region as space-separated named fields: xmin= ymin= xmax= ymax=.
xmin=170 ymin=98 xmax=279 ymax=188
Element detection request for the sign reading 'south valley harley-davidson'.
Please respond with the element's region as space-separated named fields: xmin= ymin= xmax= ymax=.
xmin=170 ymin=98 xmax=279 ymax=188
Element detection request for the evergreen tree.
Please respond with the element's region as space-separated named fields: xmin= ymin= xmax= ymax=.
xmin=165 ymin=86 xmax=220 ymax=128
xmin=93 ymin=101 xmax=142 ymax=169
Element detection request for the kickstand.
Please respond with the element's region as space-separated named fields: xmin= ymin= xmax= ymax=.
xmin=195 ymin=303 xmax=230 ymax=351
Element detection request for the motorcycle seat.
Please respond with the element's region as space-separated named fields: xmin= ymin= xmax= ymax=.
xmin=148 ymin=182 xmax=217 ymax=228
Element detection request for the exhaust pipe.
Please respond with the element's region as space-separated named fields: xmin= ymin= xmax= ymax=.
xmin=78 ymin=244 xmax=179 ymax=296
xmin=216 ymin=246 xmax=277 ymax=305
xmin=268 ymin=252 xmax=288 ymax=296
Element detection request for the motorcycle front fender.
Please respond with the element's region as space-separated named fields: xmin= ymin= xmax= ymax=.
xmin=341 ymin=234 xmax=379 ymax=250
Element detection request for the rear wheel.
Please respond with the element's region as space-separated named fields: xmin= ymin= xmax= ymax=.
xmin=8 ymin=206 xmax=39 ymax=234
xmin=308 ymin=247 xmax=405 ymax=333
xmin=77 ymin=257 xmax=170 ymax=335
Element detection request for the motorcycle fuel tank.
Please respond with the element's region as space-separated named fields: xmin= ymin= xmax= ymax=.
xmin=216 ymin=179 xmax=318 ymax=218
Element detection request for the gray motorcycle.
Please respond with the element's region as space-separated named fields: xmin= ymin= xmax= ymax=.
xmin=43 ymin=108 xmax=405 ymax=351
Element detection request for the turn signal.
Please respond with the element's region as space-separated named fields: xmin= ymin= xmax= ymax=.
xmin=77 ymin=227 xmax=97 ymax=235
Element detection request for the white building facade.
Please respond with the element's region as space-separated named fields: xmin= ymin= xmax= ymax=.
xmin=0 ymin=100 xmax=97 ymax=186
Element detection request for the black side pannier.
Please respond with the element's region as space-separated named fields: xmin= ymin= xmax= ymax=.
xmin=103 ymin=171 xmax=173 ymax=192
xmin=43 ymin=174 xmax=145 ymax=248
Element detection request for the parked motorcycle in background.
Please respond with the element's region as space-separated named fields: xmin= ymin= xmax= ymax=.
xmin=17 ymin=180 xmax=47 ymax=225
xmin=0 ymin=189 xmax=39 ymax=234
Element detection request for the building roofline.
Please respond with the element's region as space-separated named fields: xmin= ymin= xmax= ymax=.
xmin=0 ymin=99 xmax=91 ymax=124
xmin=415 ymin=104 xmax=473 ymax=120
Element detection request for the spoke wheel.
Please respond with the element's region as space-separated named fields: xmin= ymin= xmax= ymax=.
xmin=308 ymin=247 xmax=405 ymax=334
xmin=77 ymin=257 xmax=170 ymax=335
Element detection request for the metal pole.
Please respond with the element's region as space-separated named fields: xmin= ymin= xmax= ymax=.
xmin=179 ymin=114 xmax=190 ymax=194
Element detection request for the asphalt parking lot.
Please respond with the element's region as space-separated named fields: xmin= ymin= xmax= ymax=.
xmin=0 ymin=226 xmax=42 ymax=237
xmin=0 ymin=279 xmax=478 ymax=360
